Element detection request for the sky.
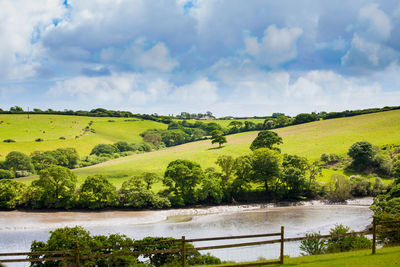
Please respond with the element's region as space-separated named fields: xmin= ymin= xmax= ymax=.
xmin=1 ymin=0 xmax=400 ymax=117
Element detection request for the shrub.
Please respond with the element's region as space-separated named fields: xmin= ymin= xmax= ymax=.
xmin=0 ymin=179 xmax=25 ymax=209
xmin=326 ymin=224 xmax=371 ymax=253
xmin=350 ymin=176 xmax=372 ymax=197
xmin=0 ymin=169 xmax=15 ymax=179
xmin=3 ymin=139 xmax=15 ymax=143
xmin=90 ymin=144 xmax=117 ymax=156
xmin=114 ymin=141 xmax=133 ymax=152
xmin=35 ymin=138 xmax=43 ymax=142
xmin=59 ymin=137 xmax=66 ymax=140
xmin=299 ymin=232 xmax=326 ymax=255
xmin=327 ymin=174 xmax=351 ymax=201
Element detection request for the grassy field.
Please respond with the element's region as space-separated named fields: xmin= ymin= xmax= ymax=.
xmin=0 ymin=114 xmax=167 ymax=159
xmin=207 ymin=246 xmax=400 ymax=266
xmin=15 ymin=109 xmax=400 ymax=187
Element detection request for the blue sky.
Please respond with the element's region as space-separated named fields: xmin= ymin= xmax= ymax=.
xmin=1 ymin=0 xmax=400 ymax=116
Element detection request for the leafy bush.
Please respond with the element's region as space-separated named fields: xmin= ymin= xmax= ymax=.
xmin=350 ymin=176 xmax=372 ymax=197
xmin=0 ymin=169 xmax=15 ymax=179
xmin=35 ymin=138 xmax=44 ymax=142
xmin=3 ymin=139 xmax=15 ymax=143
xmin=90 ymin=144 xmax=117 ymax=156
xmin=0 ymin=179 xmax=25 ymax=209
xmin=326 ymin=224 xmax=371 ymax=253
xmin=300 ymin=232 xmax=326 ymax=255
xmin=77 ymin=175 xmax=120 ymax=209
xmin=59 ymin=136 xmax=66 ymax=140
xmin=327 ymin=174 xmax=351 ymax=201
xmin=114 ymin=141 xmax=133 ymax=152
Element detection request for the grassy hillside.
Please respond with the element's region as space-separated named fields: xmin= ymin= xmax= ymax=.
xmin=0 ymin=114 xmax=167 ymax=158
xmin=16 ymin=109 xmax=400 ymax=187
xmin=208 ymin=246 xmax=400 ymax=266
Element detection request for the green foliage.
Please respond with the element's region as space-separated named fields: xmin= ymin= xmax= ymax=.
xmin=0 ymin=179 xmax=25 ymax=209
xmin=4 ymin=151 xmax=34 ymax=173
xmin=327 ymin=174 xmax=351 ymax=201
xmin=293 ymin=113 xmax=316 ymax=124
xmin=281 ymin=167 xmax=307 ymax=198
xmin=32 ymin=165 xmax=77 ymax=208
xmin=250 ymin=148 xmax=282 ymax=194
xmin=348 ymin=141 xmax=375 ymax=170
xmin=210 ymin=130 xmax=227 ymax=148
xmin=300 ymin=232 xmax=326 ymax=255
xmin=326 ymin=224 xmax=371 ymax=253
xmin=0 ymin=169 xmax=15 ymax=179
xmin=350 ymin=176 xmax=372 ymax=197
xmin=196 ymin=168 xmax=223 ymax=204
xmin=114 ymin=141 xmax=133 ymax=152
xmin=250 ymin=130 xmax=283 ymax=151
xmin=3 ymin=139 xmax=15 ymax=143
xmin=90 ymin=144 xmax=117 ymax=156
xmin=77 ymin=175 xmax=119 ymax=209
xmin=31 ymin=148 xmax=79 ymax=171
xmin=30 ymin=226 xmax=138 ymax=267
xmin=163 ymin=159 xmax=204 ymax=205
xmin=120 ymin=176 xmax=170 ymax=209
xmin=143 ymin=133 xmax=162 ymax=146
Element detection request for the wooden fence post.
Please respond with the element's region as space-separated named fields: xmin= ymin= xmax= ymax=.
xmin=181 ymin=236 xmax=186 ymax=267
xmin=372 ymin=217 xmax=376 ymax=255
xmin=280 ymin=226 xmax=284 ymax=264
xmin=74 ymin=242 xmax=80 ymax=267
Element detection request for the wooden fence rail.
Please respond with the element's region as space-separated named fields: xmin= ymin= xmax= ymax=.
xmin=0 ymin=219 xmax=399 ymax=266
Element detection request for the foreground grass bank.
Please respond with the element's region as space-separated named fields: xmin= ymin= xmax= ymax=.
xmin=208 ymin=246 xmax=400 ymax=267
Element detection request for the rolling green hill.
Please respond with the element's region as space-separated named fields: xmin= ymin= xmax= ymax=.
xmin=0 ymin=114 xmax=167 ymax=158
xmin=15 ymin=109 xmax=400 ymax=187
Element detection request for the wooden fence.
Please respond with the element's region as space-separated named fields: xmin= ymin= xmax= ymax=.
xmin=0 ymin=220 xmax=399 ymax=267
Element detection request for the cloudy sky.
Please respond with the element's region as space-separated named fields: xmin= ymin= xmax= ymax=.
xmin=1 ymin=0 xmax=400 ymax=116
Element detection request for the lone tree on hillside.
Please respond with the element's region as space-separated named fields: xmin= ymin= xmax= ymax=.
xmin=348 ymin=141 xmax=375 ymax=170
xmin=210 ymin=130 xmax=227 ymax=148
xmin=250 ymin=130 xmax=282 ymax=151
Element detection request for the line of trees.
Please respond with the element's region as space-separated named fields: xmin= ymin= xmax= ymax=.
xmin=1 ymin=132 xmax=391 ymax=210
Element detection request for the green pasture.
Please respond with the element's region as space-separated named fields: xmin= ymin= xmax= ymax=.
xmin=0 ymin=114 xmax=167 ymax=158
xmin=207 ymin=246 xmax=400 ymax=266
xmin=14 ymin=110 xmax=400 ymax=187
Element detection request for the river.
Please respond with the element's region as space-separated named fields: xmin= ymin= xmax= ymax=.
xmin=0 ymin=198 xmax=373 ymax=266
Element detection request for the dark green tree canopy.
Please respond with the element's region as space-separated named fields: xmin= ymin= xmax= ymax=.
xmin=250 ymin=130 xmax=283 ymax=151
xmin=78 ymin=175 xmax=119 ymax=209
xmin=33 ymin=165 xmax=77 ymax=208
xmin=4 ymin=151 xmax=34 ymax=172
xmin=164 ymin=159 xmax=204 ymax=205
xmin=90 ymin=144 xmax=117 ymax=156
xmin=348 ymin=141 xmax=375 ymax=169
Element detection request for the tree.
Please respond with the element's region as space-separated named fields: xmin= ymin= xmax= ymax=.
xmin=293 ymin=113 xmax=316 ymax=125
xmin=327 ymin=174 xmax=351 ymax=201
xmin=228 ymin=121 xmax=243 ymax=129
xmin=210 ymin=130 xmax=227 ymax=148
xmin=348 ymin=141 xmax=375 ymax=170
xmin=216 ymin=155 xmax=236 ymax=197
xmin=0 ymin=179 xmax=25 ymax=209
xmin=250 ymin=148 xmax=282 ymax=194
xmin=196 ymin=168 xmax=223 ymax=204
xmin=4 ymin=151 xmax=34 ymax=173
xmin=114 ymin=141 xmax=133 ymax=152
xmin=143 ymin=133 xmax=162 ymax=147
xmin=90 ymin=144 xmax=117 ymax=156
xmin=32 ymin=165 xmax=77 ymax=208
xmin=250 ymin=130 xmax=282 ymax=151
xmin=78 ymin=175 xmax=119 ymax=209
xmin=9 ymin=106 xmax=23 ymax=112
xmin=120 ymin=176 xmax=170 ymax=208
xmin=0 ymin=169 xmax=15 ymax=179
xmin=163 ymin=159 xmax=204 ymax=205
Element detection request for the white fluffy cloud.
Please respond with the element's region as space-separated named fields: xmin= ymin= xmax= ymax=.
xmin=101 ymin=39 xmax=178 ymax=72
xmin=342 ymin=4 xmax=398 ymax=71
xmin=244 ymin=25 xmax=303 ymax=67
xmin=0 ymin=0 xmax=65 ymax=79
